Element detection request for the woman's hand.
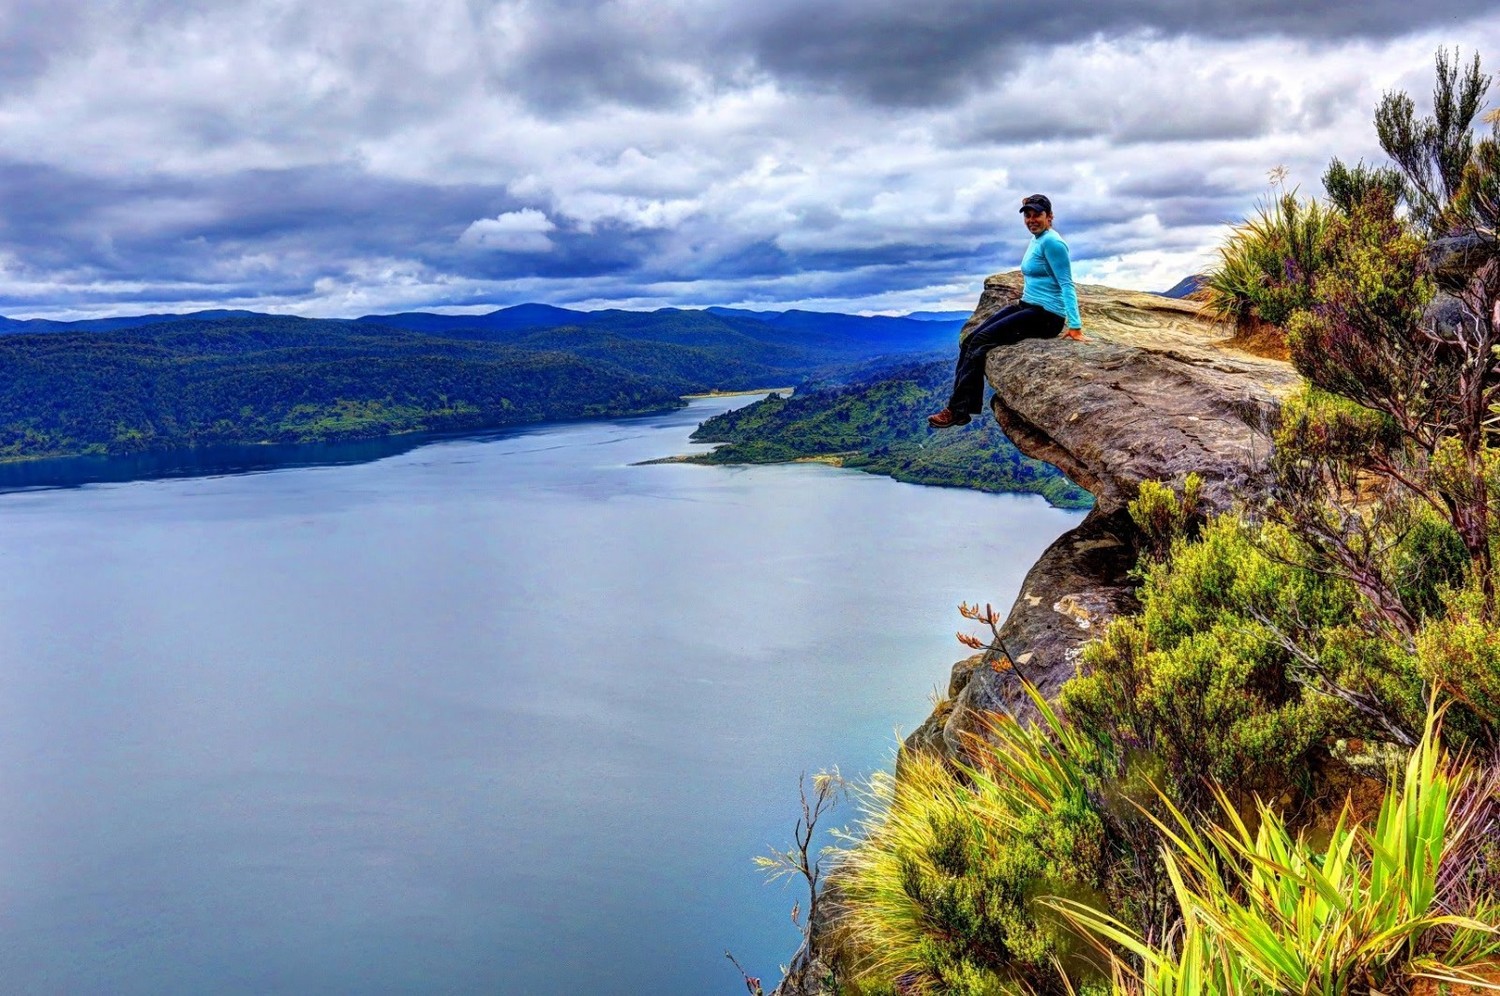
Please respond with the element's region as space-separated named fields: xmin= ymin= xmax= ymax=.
xmin=1060 ymin=327 xmax=1086 ymax=341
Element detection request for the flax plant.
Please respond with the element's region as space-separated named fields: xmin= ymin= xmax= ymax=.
xmin=832 ymin=687 xmax=1110 ymax=995
xmin=1203 ymin=191 xmax=1330 ymax=330
xmin=1049 ymin=706 xmax=1500 ymax=995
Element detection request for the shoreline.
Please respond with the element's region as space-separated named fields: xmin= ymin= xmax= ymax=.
xmin=681 ymin=386 xmax=795 ymax=399
xmin=638 ymin=447 xmax=1092 ymax=510
xmin=0 ymin=398 xmax=706 ymax=492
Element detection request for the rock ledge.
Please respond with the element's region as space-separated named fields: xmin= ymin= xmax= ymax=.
xmin=906 ymin=272 xmax=1300 ymax=752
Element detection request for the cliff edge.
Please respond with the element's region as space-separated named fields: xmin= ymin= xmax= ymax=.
xmin=906 ymin=271 xmax=1301 ymax=755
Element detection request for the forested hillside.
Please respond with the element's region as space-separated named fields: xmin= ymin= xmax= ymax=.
xmin=0 ymin=309 xmax=962 ymax=461
xmin=686 ymin=358 xmax=1093 ymax=509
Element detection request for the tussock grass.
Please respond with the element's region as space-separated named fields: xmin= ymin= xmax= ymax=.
xmin=832 ymin=689 xmax=1110 ymax=995
xmin=1050 ymin=706 xmax=1500 ymax=995
xmin=1202 ymin=192 xmax=1329 ymax=334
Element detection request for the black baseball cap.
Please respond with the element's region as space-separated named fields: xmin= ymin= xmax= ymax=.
xmin=1019 ymin=194 xmax=1052 ymax=214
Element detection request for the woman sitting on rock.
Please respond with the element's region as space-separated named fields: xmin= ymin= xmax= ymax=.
xmin=927 ymin=194 xmax=1085 ymax=428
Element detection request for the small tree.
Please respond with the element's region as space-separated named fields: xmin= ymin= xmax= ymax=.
xmin=1286 ymin=184 xmax=1500 ymax=619
xmin=1321 ymin=157 xmax=1404 ymax=216
xmin=1452 ymin=108 xmax=1500 ymax=241
xmin=1375 ymin=47 xmax=1493 ymax=235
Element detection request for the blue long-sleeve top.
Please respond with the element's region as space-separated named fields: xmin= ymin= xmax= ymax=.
xmin=1019 ymin=228 xmax=1082 ymax=329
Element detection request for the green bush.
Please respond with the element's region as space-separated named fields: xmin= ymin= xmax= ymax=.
xmin=1321 ymin=157 xmax=1404 ymax=216
xmin=1416 ymin=582 xmax=1500 ymax=726
xmin=1060 ymin=514 xmax=1422 ymax=802
xmin=1203 ymin=192 xmax=1330 ymax=331
xmin=1127 ymin=473 xmax=1202 ymax=562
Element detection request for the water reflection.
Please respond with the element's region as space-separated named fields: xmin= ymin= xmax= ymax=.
xmin=0 ymin=421 xmax=650 ymax=493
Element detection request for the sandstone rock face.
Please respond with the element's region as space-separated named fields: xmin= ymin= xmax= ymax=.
xmin=783 ymin=276 xmax=1306 ymax=995
xmin=907 ymin=272 xmax=1301 ymax=748
xmin=973 ymin=271 xmax=1300 ymax=517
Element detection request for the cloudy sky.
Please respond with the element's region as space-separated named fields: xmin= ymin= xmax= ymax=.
xmin=1 ymin=1 xmax=1497 ymax=319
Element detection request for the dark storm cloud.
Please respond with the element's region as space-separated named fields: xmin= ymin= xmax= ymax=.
xmin=449 ymin=222 xmax=666 ymax=281
xmin=471 ymin=0 xmax=701 ymax=113
xmin=0 ymin=155 xmax=975 ymax=309
xmin=0 ymin=0 xmax=268 ymax=88
xmin=0 ymin=161 xmax=536 ymax=304
xmin=3 ymin=0 xmax=1496 ymax=315
xmin=727 ymin=0 xmax=1498 ymax=106
xmin=1112 ymin=172 xmax=1241 ymax=200
xmin=1088 ymin=178 xmax=1251 ymax=229
xmin=659 ymin=239 xmax=797 ymax=281
xmin=468 ymin=0 xmax=1499 ymax=112
xmin=1151 ymin=197 xmax=1254 ymax=229
xmin=0 ymin=1 xmax=88 ymax=85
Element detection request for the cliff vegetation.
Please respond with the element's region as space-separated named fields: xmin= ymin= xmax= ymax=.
xmin=769 ymin=47 xmax=1500 ymax=996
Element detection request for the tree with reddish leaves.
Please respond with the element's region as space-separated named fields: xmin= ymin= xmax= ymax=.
xmin=1277 ymin=185 xmax=1500 ymax=639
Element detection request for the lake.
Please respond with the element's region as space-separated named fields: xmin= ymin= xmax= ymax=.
xmin=0 ymin=396 xmax=1083 ymax=994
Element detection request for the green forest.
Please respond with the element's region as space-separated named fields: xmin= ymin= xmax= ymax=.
xmin=0 ymin=309 xmax=957 ymax=462
xmin=686 ymin=358 xmax=1093 ymax=509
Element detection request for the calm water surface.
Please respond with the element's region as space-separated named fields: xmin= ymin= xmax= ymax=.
xmin=0 ymin=396 xmax=1082 ymax=994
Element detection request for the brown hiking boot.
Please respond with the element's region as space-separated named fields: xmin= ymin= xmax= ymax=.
xmin=927 ymin=408 xmax=971 ymax=428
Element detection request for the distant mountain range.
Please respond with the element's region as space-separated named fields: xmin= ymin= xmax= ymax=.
xmin=1159 ymin=275 xmax=1208 ymax=299
xmin=0 ymin=304 xmax=966 ymax=464
xmin=0 ymin=303 xmax=969 ymax=340
xmin=0 ymin=309 xmax=268 ymax=334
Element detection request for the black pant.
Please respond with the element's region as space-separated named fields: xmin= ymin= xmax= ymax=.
xmin=947 ymin=302 xmax=1063 ymax=414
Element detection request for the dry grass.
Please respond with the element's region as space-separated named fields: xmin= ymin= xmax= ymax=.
xmin=1410 ymin=963 xmax=1500 ymax=994
xmin=1223 ymin=314 xmax=1292 ymax=362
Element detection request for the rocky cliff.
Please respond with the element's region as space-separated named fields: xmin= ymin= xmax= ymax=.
xmin=774 ymin=272 xmax=1304 ymax=996
xmin=905 ymin=272 xmax=1301 ymax=756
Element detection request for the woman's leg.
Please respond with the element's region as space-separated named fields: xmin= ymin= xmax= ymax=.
xmin=947 ymin=304 xmax=1057 ymax=414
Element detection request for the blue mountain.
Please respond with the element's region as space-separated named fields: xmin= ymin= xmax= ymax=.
xmin=702 ymin=306 xmax=959 ymax=352
xmin=0 ymin=302 xmax=963 ymax=355
xmin=1159 ymin=275 xmax=1208 ymax=299
xmin=351 ymin=303 xmax=590 ymax=334
xmin=0 ymin=309 xmax=265 ymax=334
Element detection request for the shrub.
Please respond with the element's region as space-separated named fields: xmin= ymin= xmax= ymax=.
xmin=1203 ymin=191 xmax=1329 ymax=333
xmin=833 ymin=693 xmax=1112 ymax=995
xmin=1060 ymin=514 xmax=1423 ymax=804
xmin=1283 ymin=198 xmax=1433 ymax=411
xmin=1321 ymin=157 xmax=1404 ymax=217
xmin=1127 ymin=474 xmax=1202 ymax=563
xmin=1283 ymin=191 xmax=1500 ymax=618
xmin=1416 ymin=582 xmax=1500 ymax=727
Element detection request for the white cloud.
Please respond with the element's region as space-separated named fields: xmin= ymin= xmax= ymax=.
xmin=458 ymin=209 xmax=557 ymax=252
xmin=1 ymin=2 xmax=1499 ymax=317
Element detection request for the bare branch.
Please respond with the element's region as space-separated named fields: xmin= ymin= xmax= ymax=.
xmin=1245 ymin=608 xmax=1419 ymax=747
